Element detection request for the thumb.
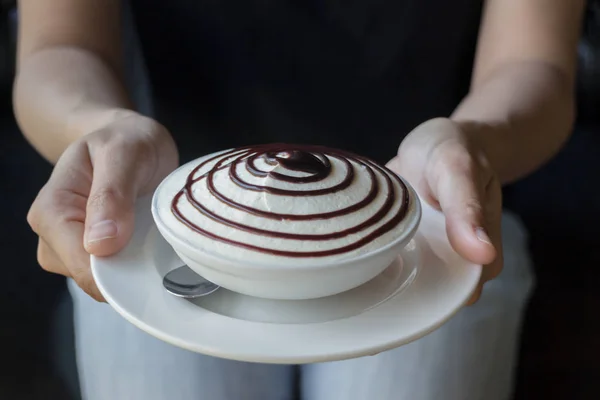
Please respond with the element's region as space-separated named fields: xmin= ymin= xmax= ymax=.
xmin=84 ymin=149 xmax=139 ymax=256
xmin=435 ymin=165 xmax=497 ymax=266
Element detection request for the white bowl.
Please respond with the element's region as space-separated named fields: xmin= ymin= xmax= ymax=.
xmin=151 ymin=152 xmax=422 ymax=300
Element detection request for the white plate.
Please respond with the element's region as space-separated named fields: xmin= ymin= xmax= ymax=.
xmin=92 ymin=195 xmax=481 ymax=364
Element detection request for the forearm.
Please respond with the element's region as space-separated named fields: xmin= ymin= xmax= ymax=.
xmin=14 ymin=46 xmax=134 ymax=163
xmin=451 ymin=61 xmax=575 ymax=184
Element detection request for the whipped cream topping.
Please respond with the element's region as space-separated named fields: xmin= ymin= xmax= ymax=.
xmin=155 ymin=144 xmax=415 ymax=263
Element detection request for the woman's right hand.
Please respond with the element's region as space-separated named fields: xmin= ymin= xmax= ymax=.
xmin=27 ymin=111 xmax=178 ymax=301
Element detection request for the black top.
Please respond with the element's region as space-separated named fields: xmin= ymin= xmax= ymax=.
xmin=129 ymin=0 xmax=483 ymax=164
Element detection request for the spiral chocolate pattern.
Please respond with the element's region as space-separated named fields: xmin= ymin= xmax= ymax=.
xmin=171 ymin=144 xmax=410 ymax=257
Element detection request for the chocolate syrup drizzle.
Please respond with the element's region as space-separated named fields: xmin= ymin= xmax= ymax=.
xmin=171 ymin=144 xmax=410 ymax=257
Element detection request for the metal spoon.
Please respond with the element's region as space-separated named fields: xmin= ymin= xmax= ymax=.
xmin=163 ymin=265 xmax=220 ymax=298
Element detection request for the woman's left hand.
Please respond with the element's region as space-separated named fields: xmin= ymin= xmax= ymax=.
xmin=387 ymin=118 xmax=503 ymax=304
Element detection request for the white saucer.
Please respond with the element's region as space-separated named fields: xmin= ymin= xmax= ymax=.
xmin=91 ymin=195 xmax=481 ymax=364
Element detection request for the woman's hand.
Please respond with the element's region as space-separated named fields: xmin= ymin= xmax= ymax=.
xmin=27 ymin=111 xmax=178 ymax=301
xmin=387 ymin=118 xmax=503 ymax=304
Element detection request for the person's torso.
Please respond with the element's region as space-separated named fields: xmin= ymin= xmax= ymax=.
xmin=129 ymin=0 xmax=483 ymax=164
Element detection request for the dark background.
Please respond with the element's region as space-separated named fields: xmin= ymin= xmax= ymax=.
xmin=1 ymin=2 xmax=600 ymax=399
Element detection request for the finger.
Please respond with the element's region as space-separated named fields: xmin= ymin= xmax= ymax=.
xmin=464 ymin=181 xmax=504 ymax=306
xmin=37 ymin=238 xmax=68 ymax=276
xmin=29 ymin=145 xmax=105 ymax=301
xmin=434 ymin=157 xmax=497 ymax=266
xmin=84 ymin=140 xmax=146 ymax=256
xmin=465 ymin=285 xmax=483 ymax=306
xmin=53 ymin=217 xmax=105 ymax=302
xmin=37 ymin=237 xmax=105 ymax=301
xmin=480 ymin=179 xmax=504 ymax=283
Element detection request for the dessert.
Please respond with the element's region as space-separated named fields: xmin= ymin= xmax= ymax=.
xmin=152 ymin=143 xmax=421 ymax=299
xmin=156 ymin=144 xmax=416 ymax=264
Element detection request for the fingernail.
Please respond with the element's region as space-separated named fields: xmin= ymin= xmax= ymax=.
xmin=475 ymin=227 xmax=492 ymax=245
xmin=87 ymin=220 xmax=118 ymax=243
